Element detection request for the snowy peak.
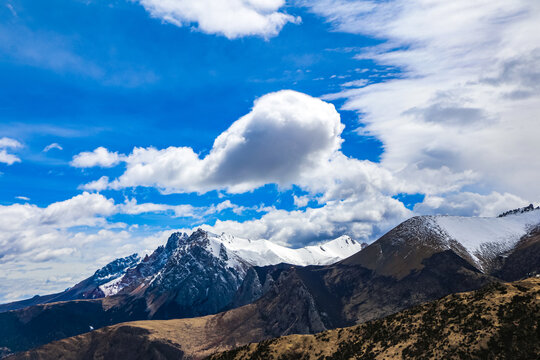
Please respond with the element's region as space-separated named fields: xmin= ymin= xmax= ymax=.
xmin=94 ymin=230 xmax=365 ymax=299
xmin=308 ymin=235 xmax=368 ymax=259
xmin=195 ymin=230 xmax=366 ymax=267
xmin=169 ymin=229 xmax=251 ymax=275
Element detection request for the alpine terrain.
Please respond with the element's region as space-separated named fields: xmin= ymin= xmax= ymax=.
xmin=2 ymin=206 xmax=539 ymax=358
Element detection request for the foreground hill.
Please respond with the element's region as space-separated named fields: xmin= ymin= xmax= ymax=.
xmin=211 ymin=277 xmax=540 ymax=360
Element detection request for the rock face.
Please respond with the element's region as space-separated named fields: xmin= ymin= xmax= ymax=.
xmin=229 ymin=264 xmax=289 ymax=309
xmin=498 ymin=203 xmax=539 ymax=217
xmin=141 ymin=229 xmax=251 ymax=319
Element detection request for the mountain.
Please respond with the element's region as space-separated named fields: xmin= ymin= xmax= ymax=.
xmin=0 ymin=230 xmax=364 ymax=354
xmin=0 ymin=253 xmax=140 ymax=313
xmin=87 ymin=230 xmax=365 ymax=320
xmin=210 ymin=276 xmax=540 ymax=360
xmin=1 ymin=210 xmax=539 ymax=357
xmin=5 ymin=262 xmax=346 ymax=360
xmin=0 ymin=231 xmax=363 ymax=313
xmin=343 ymin=209 xmax=540 ymax=279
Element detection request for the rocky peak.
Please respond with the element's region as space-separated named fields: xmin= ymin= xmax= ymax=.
xmin=188 ymin=228 xmax=210 ymax=243
xmin=164 ymin=232 xmax=189 ymax=253
xmin=93 ymin=253 xmax=140 ymax=283
xmin=498 ymin=204 xmax=539 ymax=218
xmin=166 ymin=229 xmax=213 ymax=256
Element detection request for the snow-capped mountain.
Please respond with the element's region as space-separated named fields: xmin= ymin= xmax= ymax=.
xmin=97 ymin=230 xmax=364 ymax=298
xmin=140 ymin=229 xmax=252 ymax=318
xmin=344 ymin=207 xmax=540 ymax=278
xmin=1 ymin=228 xmax=365 ymax=317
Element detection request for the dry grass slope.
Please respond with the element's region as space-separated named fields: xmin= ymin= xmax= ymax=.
xmin=209 ymin=277 xmax=540 ymax=360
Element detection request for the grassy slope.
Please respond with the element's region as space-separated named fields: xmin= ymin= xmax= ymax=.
xmin=210 ymin=277 xmax=540 ymax=360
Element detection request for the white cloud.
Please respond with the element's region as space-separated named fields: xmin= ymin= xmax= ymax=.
xmin=6 ymin=3 xmax=17 ymax=17
xmin=79 ymin=90 xmax=361 ymax=195
xmin=307 ymin=0 xmax=540 ymax=202
xmin=71 ymin=147 xmax=122 ymax=168
xmin=0 ymin=137 xmax=22 ymax=149
xmin=0 ymin=192 xmax=252 ymax=266
xmin=118 ymin=198 xmax=197 ymax=218
xmin=137 ymin=0 xmax=300 ymax=39
xmin=15 ymin=196 xmax=30 ymax=201
xmin=0 ymin=150 xmax=20 ymax=165
xmin=43 ymin=143 xmax=63 ymax=152
xmin=0 ymin=137 xmax=22 ymax=165
xmin=72 ymin=89 xmax=487 ymax=245
xmin=414 ymin=192 xmax=529 ymax=218
xmin=200 ymin=193 xmax=411 ymax=247
xmin=0 ymin=193 xmax=117 ymax=265
xmin=293 ymin=194 xmax=310 ymax=207
xmin=341 ymin=79 xmax=368 ymax=88
xmin=79 ymin=176 xmax=110 ymax=191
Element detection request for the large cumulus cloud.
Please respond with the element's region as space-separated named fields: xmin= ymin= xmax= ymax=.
xmin=77 ymin=90 xmax=382 ymax=196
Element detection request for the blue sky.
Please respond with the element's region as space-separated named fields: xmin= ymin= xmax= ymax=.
xmin=0 ymin=0 xmax=384 ymax=208
xmin=1 ymin=0 xmax=539 ymax=301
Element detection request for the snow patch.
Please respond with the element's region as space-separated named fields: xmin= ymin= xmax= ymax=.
xmin=206 ymin=232 xmax=364 ymax=267
xmin=99 ymin=276 xmax=126 ymax=297
xmin=433 ymin=209 xmax=540 ymax=267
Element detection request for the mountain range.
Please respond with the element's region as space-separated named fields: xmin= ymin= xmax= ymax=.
xmin=1 ymin=205 xmax=539 ymax=358
xmin=0 ymin=231 xmax=364 ymax=313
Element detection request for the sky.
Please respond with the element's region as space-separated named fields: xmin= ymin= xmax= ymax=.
xmin=0 ymin=0 xmax=539 ymax=302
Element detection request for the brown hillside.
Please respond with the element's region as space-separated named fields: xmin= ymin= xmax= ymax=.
xmin=210 ymin=277 xmax=540 ymax=360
